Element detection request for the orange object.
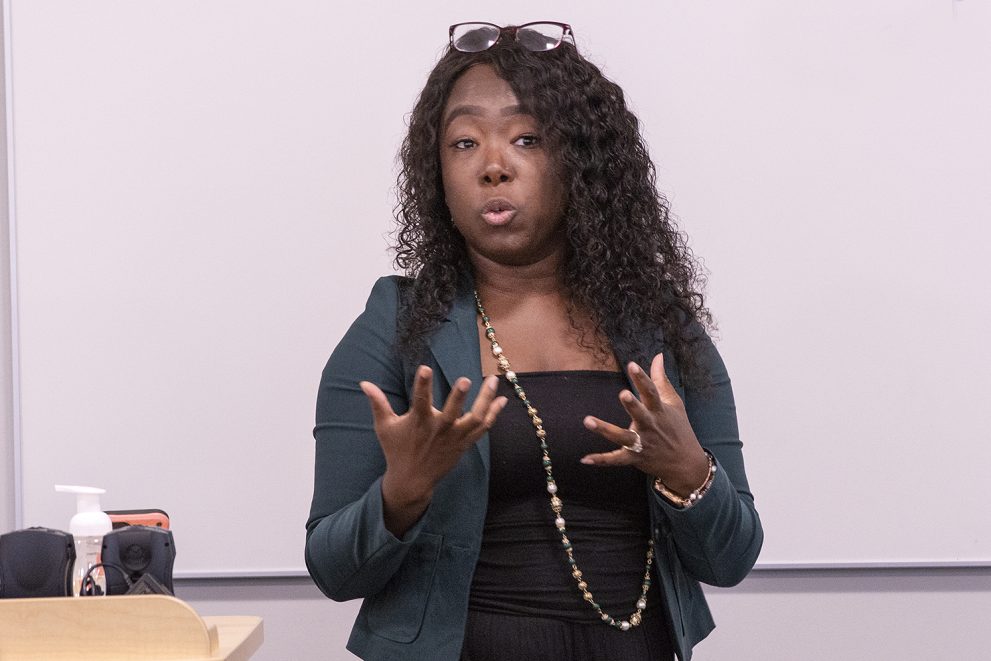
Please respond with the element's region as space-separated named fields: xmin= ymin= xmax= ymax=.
xmin=105 ymin=509 xmax=170 ymax=530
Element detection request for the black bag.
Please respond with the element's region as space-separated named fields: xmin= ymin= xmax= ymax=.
xmin=101 ymin=526 xmax=176 ymax=595
xmin=0 ymin=527 xmax=75 ymax=598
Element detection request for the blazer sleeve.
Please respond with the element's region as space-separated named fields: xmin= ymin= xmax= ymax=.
xmin=304 ymin=276 xmax=426 ymax=601
xmin=651 ymin=331 xmax=763 ymax=587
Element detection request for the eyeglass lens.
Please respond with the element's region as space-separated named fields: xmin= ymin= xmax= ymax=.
xmin=451 ymin=23 xmax=567 ymax=53
xmin=451 ymin=24 xmax=501 ymax=52
xmin=516 ymin=24 xmax=566 ymax=51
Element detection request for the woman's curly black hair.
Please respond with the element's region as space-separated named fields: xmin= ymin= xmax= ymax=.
xmin=393 ymin=38 xmax=714 ymax=387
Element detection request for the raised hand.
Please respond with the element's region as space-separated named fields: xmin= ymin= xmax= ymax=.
xmin=360 ymin=366 xmax=507 ymax=536
xmin=580 ymin=353 xmax=710 ymax=497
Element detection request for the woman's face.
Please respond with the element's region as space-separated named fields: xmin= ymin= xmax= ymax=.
xmin=439 ymin=64 xmax=568 ymax=268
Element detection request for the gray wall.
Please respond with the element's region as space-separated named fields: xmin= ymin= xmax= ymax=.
xmin=166 ymin=571 xmax=991 ymax=660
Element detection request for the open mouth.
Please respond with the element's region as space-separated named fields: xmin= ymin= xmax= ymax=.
xmin=481 ymin=198 xmax=517 ymax=225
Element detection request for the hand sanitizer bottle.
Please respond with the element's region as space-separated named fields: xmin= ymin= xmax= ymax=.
xmin=55 ymin=485 xmax=112 ymax=596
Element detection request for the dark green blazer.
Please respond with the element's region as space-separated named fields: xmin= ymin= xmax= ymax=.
xmin=306 ymin=276 xmax=762 ymax=661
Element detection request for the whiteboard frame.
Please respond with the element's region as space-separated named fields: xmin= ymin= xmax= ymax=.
xmin=3 ymin=0 xmax=24 ymax=532
xmin=4 ymin=1 xmax=989 ymax=578
xmin=171 ymin=560 xmax=991 ymax=580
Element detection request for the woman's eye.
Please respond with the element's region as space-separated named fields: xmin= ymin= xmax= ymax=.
xmin=452 ymin=138 xmax=476 ymax=150
xmin=514 ymin=134 xmax=540 ymax=147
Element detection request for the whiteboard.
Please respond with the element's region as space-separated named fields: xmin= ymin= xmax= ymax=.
xmin=8 ymin=1 xmax=991 ymax=576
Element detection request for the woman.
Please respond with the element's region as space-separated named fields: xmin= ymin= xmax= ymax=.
xmin=306 ymin=22 xmax=762 ymax=661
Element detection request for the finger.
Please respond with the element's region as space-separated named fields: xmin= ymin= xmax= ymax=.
xmin=583 ymin=415 xmax=641 ymax=451
xmin=410 ymin=365 xmax=435 ymax=417
xmin=650 ymin=353 xmax=679 ymax=404
xmin=627 ymin=361 xmax=662 ymax=411
xmin=454 ymin=376 xmax=498 ymax=436
xmin=481 ymin=395 xmax=509 ymax=429
xmin=617 ymin=388 xmax=654 ymax=430
xmin=464 ymin=394 xmax=509 ymax=443
xmin=439 ymin=377 xmax=471 ymax=425
xmin=467 ymin=375 xmax=500 ymax=418
xmin=359 ymin=381 xmax=397 ymax=423
xmin=580 ymin=447 xmax=638 ymax=467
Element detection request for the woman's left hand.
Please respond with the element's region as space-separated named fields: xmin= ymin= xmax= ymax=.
xmin=581 ymin=353 xmax=710 ymax=497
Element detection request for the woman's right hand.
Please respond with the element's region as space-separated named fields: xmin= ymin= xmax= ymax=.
xmin=359 ymin=366 xmax=506 ymax=537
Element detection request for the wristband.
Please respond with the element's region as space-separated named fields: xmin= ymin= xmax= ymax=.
xmin=654 ymin=451 xmax=716 ymax=509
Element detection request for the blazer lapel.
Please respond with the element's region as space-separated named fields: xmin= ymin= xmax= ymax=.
xmin=426 ymin=286 xmax=490 ymax=473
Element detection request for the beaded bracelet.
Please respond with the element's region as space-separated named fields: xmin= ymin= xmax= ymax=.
xmin=653 ymin=451 xmax=717 ymax=509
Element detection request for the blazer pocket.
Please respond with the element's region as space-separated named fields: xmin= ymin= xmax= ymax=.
xmin=365 ymin=532 xmax=443 ymax=643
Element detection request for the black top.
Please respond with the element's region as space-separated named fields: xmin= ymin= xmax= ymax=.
xmin=468 ymin=371 xmax=660 ymax=621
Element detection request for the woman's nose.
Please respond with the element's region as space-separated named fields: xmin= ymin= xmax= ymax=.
xmin=480 ymin=149 xmax=514 ymax=185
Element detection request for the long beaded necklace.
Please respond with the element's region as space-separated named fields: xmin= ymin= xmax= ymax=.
xmin=474 ymin=291 xmax=654 ymax=631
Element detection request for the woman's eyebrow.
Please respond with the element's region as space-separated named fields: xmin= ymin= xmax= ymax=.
xmin=443 ymin=104 xmax=526 ymax=130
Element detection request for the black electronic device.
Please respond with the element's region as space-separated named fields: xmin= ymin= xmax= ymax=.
xmin=101 ymin=525 xmax=176 ymax=596
xmin=0 ymin=527 xmax=75 ymax=598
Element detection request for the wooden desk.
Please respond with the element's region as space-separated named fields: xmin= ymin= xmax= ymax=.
xmin=0 ymin=595 xmax=263 ymax=660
